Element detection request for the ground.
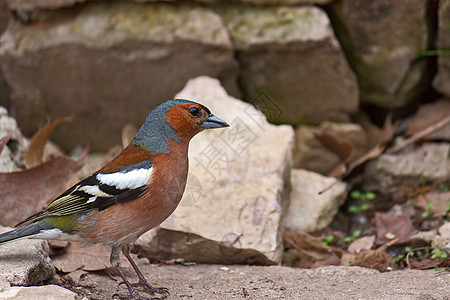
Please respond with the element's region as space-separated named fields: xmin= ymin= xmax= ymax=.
xmin=57 ymin=264 xmax=450 ymax=300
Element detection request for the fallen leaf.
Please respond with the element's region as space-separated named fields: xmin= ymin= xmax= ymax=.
xmin=405 ymin=100 xmax=450 ymax=140
xmin=387 ymin=115 xmax=450 ymax=154
xmin=0 ymin=134 xmax=12 ymax=155
xmin=316 ymin=115 xmax=396 ymax=179
xmin=340 ymin=252 xmax=357 ymax=266
xmin=348 ymin=235 xmax=376 ymax=254
xmin=284 ymin=231 xmax=345 ymax=268
xmin=408 ymin=257 xmax=442 ymax=270
xmin=310 ymin=254 xmax=341 ymax=268
xmin=0 ymin=148 xmax=88 ymax=227
xmin=351 ymin=239 xmax=398 ymax=272
xmin=375 ymin=212 xmax=416 ymax=245
xmin=343 ymin=115 xmax=396 ymax=177
xmin=24 ymin=118 xmax=69 ymax=168
xmin=315 ymin=132 xmax=354 ymax=177
xmin=416 ymin=192 xmax=450 ymax=216
xmin=360 ymin=114 xmax=396 ymax=150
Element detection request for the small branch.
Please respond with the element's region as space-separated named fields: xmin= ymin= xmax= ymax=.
xmin=387 ymin=115 xmax=450 ymax=154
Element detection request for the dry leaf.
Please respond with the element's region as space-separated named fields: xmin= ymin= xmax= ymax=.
xmin=315 ymin=132 xmax=354 ymax=177
xmin=0 ymin=148 xmax=88 ymax=227
xmin=415 ymin=192 xmax=450 ymax=216
xmin=351 ymin=239 xmax=398 ymax=272
xmin=0 ymin=134 xmax=12 ymax=155
xmin=375 ymin=212 xmax=416 ymax=245
xmin=348 ymin=235 xmax=376 ymax=254
xmin=343 ymin=115 xmax=396 ymax=177
xmin=314 ymin=115 xmax=396 ymax=179
xmin=285 ymin=231 xmax=334 ymax=261
xmin=360 ymin=114 xmax=396 ymax=149
xmin=405 ymin=100 xmax=450 ymax=140
xmin=408 ymin=257 xmax=442 ymax=270
xmin=284 ymin=231 xmax=345 ymax=268
xmin=24 ymin=118 xmax=69 ymax=168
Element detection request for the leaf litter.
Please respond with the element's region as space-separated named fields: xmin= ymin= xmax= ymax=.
xmin=285 ymin=110 xmax=449 ymax=272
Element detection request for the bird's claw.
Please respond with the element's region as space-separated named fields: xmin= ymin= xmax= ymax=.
xmin=112 ymin=292 xmax=163 ymax=300
xmin=131 ymin=281 xmax=169 ymax=297
xmin=117 ymin=281 xmax=169 ymax=298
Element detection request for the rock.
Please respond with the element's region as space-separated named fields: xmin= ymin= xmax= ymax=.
xmin=0 ymin=226 xmax=55 ymax=286
xmin=219 ymin=5 xmax=358 ymax=124
xmin=6 ymin=0 xmax=334 ymax=11
xmin=0 ymin=276 xmax=9 ymax=293
xmin=284 ymin=169 xmax=347 ymax=232
xmin=328 ymin=0 xmax=432 ymax=107
xmin=136 ymin=76 xmax=294 ymax=265
xmin=0 ymin=1 xmax=239 ymax=151
xmin=433 ymin=0 xmax=450 ymax=97
xmin=5 ymin=0 xmax=88 ymax=11
xmin=239 ymin=0 xmax=333 ymax=4
xmin=436 ymin=222 xmax=450 ymax=251
xmin=411 ymin=223 xmax=450 ymax=252
xmin=0 ymin=1 xmax=11 ymax=113
xmin=0 ymin=285 xmax=77 ymax=300
xmin=293 ymin=121 xmax=367 ymax=175
xmin=364 ymin=143 xmax=450 ymax=192
xmin=347 ymin=235 xmax=375 ymax=254
xmin=0 ymin=107 xmax=28 ymax=172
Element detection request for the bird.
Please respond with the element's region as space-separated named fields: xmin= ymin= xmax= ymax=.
xmin=0 ymin=99 xmax=229 ymax=300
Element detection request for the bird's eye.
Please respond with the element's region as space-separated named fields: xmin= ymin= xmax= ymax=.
xmin=189 ymin=107 xmax=200 ymax=116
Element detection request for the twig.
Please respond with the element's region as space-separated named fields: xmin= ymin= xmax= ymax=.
xmin=387 ymin=115 xmax=450 ymax=154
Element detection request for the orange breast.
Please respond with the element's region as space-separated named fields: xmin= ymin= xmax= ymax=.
xmin=81 ymin=140 xmax=189 ymax=246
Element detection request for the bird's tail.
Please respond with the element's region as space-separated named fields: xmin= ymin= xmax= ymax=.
xmin=0 ymin=223 xmax=43 ymax=245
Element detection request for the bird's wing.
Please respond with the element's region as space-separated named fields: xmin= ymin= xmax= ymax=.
xmin=17 ymin=163 xmax=153 ymax=226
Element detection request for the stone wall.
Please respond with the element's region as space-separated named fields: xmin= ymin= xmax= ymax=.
xmin=0 ymin=0 xmax=446 ymax=151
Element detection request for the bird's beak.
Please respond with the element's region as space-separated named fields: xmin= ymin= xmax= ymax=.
xmin=201 ymin=115 xmax=229 ymax=129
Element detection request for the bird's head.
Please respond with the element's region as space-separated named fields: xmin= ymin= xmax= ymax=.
xmin=133 ymin=99 xmax=228 ymax=154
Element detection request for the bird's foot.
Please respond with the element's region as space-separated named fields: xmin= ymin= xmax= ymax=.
xmin=130 ymin=280 xmax=169 ymax=297
xmin=112 ymin=291 xmax=163 ymax=300
xmin=118 ymin=280 xmax=169 ymax=298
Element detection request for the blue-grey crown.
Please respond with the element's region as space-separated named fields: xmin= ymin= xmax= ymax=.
xmin=132 ymin=99 xmax=198 ymax=154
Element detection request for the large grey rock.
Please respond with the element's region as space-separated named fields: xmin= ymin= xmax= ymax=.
xmin=5 ymin=0 xmax=88 ymax=11
xmin=328 ymin=0 xmax=432 ymax=107
xmin=136 ymin=76 xmax=294 ymax=265
xmin=284 ymin=169 xmax=347 ymax=232
xmin=0 ymin=226 xmax=55 ymax=286
xmin=364 ymin=143 xmax=450 ymax=192
xmin=0 ymin=1 xmax=10 ymax=109
xmin=437 ymin=222 xmax=450 ymax=251
xmin=293 ymin=121 xmax=367 ymax=175
xmin=0 ymin=284 xmax=77 ymax=300
xmin=6 ymin=0 xmax=333 ymax=11
xmin=0 ymin=1 xmax=239 ymax=151
xmin=0 ymin=107 xmax=28 ymax=172
xmin=433 ymin=0 xmax=450 ymax=97
xmin=238 ymin=0 xmax=332 ymax=4
xmin=220 ymin=6 xmax=358 ymax=124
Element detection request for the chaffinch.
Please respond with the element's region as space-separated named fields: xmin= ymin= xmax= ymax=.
xmin=0 ymin=99 xmax=228 ymax=300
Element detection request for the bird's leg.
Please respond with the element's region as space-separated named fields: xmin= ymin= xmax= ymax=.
xmin=111 ymin=246 xmax=161 ymax=300
xmin=122 ymin=244 xmax=169 ymax=297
